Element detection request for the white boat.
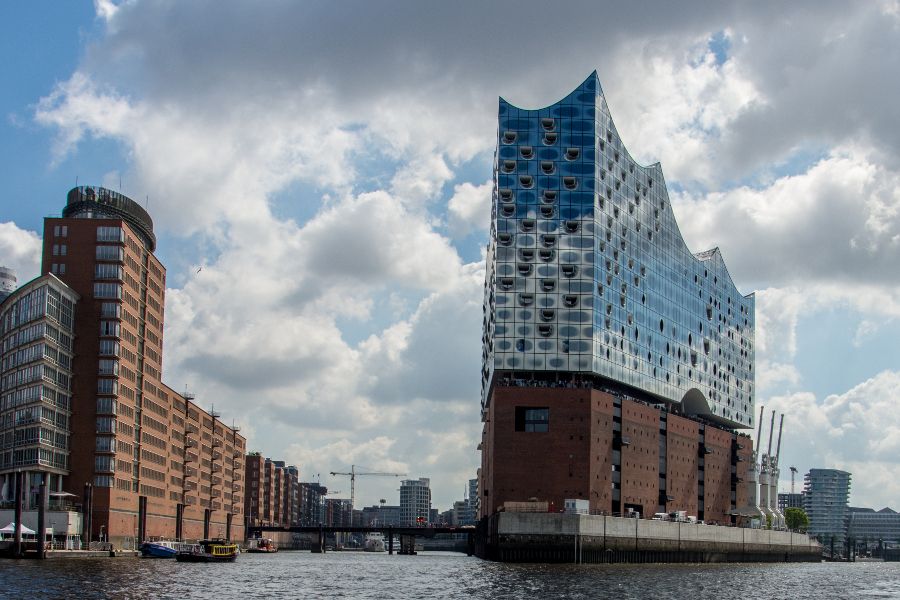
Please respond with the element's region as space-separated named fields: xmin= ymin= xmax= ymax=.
xmin=364 ymin=532 xmax=386 ymax=552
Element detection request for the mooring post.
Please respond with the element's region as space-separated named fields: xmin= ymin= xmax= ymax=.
xmin=388 ymin=526 xmax=393 ymax=555
xmin=37 ymin=476 xmax=47 ymax=559
xmin=14 ymin=471 xmax=23 ymax=557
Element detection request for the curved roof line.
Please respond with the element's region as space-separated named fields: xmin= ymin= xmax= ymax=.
xmin=501 ymin=71 xmax=752 ymax=300
xmin=499 ymin=71 xmax=600 ymax=112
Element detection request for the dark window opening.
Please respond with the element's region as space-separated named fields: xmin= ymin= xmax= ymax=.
xmin=515 ymin=407 xmax=549 ymax=432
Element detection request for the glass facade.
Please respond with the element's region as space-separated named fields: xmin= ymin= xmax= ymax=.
xmin=482 ymin=72 xmax=755 ymax=429
xmin=0 ymin=274 xmax=78 ymax=501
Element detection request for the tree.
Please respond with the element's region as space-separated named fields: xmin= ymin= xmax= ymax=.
xmin=785 ymin=507 xmax=809 ymax=532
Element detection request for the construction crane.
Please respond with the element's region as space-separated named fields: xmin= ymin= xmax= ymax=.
xmin=329 ymin=465 xmax=406 ymax=512
xmin=790 ymin=466 xmax=798 ymax=494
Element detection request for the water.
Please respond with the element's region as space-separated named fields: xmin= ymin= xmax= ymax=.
xmin=1 ymin=552 xmax=898 ymax=599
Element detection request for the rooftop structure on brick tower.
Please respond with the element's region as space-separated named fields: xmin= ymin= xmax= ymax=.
xmin=480 ymin=73 xmax=756 ymax=522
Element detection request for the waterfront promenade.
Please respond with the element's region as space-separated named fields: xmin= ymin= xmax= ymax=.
xmin=481 ymin=513 xmax=821 ymax=563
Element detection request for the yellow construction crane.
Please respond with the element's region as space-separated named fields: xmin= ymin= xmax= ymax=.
xmin=329 ymin=465 xmax=406 ymax=512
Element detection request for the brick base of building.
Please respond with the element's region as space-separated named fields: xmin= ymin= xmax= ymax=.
xmin=480 ymin=384 xmax=753 ymax=522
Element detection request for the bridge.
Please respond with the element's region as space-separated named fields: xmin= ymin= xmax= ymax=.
xmin=247 ymin=525 xmax=476 ymax=555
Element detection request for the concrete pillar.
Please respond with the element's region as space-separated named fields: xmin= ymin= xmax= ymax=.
xmin=226 ymin=513 xmax=233 ymax=541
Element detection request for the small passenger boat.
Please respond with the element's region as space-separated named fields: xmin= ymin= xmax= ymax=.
xmin=175 ymin=538 xmax=239 ymax=562
xmin=246 ymin=537 xmax=278 ymax=553
xmin=141 ymin=539 xmax=190 ymax=558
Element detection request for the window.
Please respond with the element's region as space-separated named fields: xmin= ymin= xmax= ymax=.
xmin=96 ymin=417 xmax=117 ymax=434
xmin=99 ymin=320 xmax=120 ymax=337
xmin=95 ymin=264 xmax=124 ymax=280
xmin=94 ymin=475 xmax=114 ymax=488
xmin=97 ymin=226 xmax=124 ymax=243
xmin=100 ymin=302 xmax=121 ymax=318
xmin=515 ymin=407 xmax=549 ymax=432
xmin=93 ymin=283 xmax=122 ymax=299
xmin=96 ymin=245 xmax=125 ymax=261
xmin=98 ymin=359 xmax=119 ymax=376
xmin=97 ymin=379 xmax=118 ymax=395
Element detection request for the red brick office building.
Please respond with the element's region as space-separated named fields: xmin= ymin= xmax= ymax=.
xmin=41 ymin=186 xmax=244 ymax=546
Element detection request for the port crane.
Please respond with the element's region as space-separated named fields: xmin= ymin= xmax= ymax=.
xmin=329 ymin=465 xmax=406 ymax=511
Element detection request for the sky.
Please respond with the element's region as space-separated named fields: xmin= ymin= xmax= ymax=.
xmin=2 ymin=0 xmax=899 ymax=512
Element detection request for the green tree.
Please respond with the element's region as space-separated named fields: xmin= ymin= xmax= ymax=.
xmin=785 ymin=507 xmax=809 ymax=532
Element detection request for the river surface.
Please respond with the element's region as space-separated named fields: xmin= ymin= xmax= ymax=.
xmin=1 ymin=551 xmax=898 ymax=599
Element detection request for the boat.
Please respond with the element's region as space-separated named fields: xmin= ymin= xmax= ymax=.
xmin=140 ymin=539 xmax=190 ymax=558
xmin=175 ymin=538 xmax=239 ymax=562
xmin=246 ymin=537 xmax=278 ymax=553
xmin=364 ymin=532 xmax=386 ymax=552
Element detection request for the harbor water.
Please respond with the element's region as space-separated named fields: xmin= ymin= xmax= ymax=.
xmin=0 ymin=551 xmax=897 ymax=599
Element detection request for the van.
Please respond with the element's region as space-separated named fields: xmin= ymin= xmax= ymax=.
xmin=652 ymin=513 xmax=669 ymax=521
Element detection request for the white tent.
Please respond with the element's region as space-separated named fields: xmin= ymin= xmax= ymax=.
xmin=0 ymin=522 xmax=35 ymax=535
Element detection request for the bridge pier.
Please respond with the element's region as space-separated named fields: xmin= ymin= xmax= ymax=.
xmin=399 ymin=535 xmax=416 ymax=555
xmin=311 ymin=526 xmax=325 ymax=553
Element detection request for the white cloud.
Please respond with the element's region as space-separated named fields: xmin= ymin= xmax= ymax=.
xmin=673 ymin=149 xmax=900 ymax=291
xmin=447 ymin=180 xmax=492 ymax=237
xmin=766 ymin=371 xmax=900 ymax=508
xmin=23 ymin=0 xmax=900 ymax=510
xmin=0 ymin=222 xmax=42 ymax=283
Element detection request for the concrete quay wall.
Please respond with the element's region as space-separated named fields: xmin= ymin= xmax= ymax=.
xmin=482 ymin=513 xmax=821 ymax=563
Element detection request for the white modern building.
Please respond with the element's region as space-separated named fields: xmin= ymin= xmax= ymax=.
xmin=804 ymin=469 xmax=851 ymax=547
xmin=399 ymin=478 xmax=431 ymax=526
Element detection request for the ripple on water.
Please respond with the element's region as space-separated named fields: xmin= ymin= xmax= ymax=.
xmin=0 ymin=552 xmax=898 ymax=600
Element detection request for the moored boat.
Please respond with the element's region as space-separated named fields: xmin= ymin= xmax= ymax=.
xmin=364 ymin=532 xmax=386 ymax=552
xmin=246 ymin=537 xmax=278 ymax=553
xmin=141 ymin=539 xmax=190 ymax=558
xmin=175 ymin=538 xmax=238 ymax=562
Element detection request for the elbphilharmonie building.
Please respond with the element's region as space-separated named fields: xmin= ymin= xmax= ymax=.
xmin=480 ymin=73 xmax=756 ymax=521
